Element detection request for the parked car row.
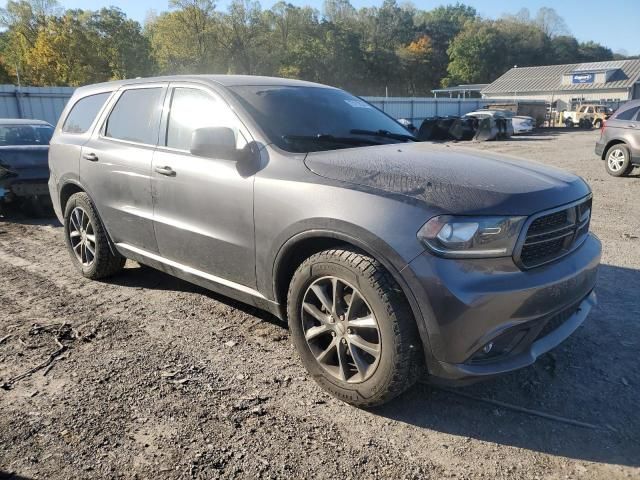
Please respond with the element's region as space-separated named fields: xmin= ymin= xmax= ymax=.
xmin=401 ymin=109 xmax=536 ymax=142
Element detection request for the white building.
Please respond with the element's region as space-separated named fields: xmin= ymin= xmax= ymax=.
xmin=481 ymin=59 xmax=640 ymax=110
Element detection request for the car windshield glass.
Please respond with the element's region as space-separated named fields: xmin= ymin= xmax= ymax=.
xmin=0 ymin=125 xmax=54 ymax=146
xmin=228 ymin=85 xmax=413 ymax=153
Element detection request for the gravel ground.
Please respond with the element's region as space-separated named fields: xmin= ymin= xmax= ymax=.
xmin=1 ymin=130 xmax=639 ymax=480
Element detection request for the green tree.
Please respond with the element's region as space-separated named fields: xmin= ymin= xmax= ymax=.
xmin=415 ymin=3 xmax=477 ymax=90
xmin=0 ymin=0 xmax=60 ymax=82
xmin=145 ymin=1 xmax=217 ymax=74
xmin=89 ymin=8 xmax=153 ymax=79
xmin=24 ymin=10 xmax=109 ymax=86
xmin=397 ymin=35 xmax=434 ymax=95
xmin=578 ymin=41 xmax=613 ymax=62
xmin=212 ymin=0 xmax=269 ymax=75
xmin=445 ymin=20 xmax=506 ymax=85
xmin=549 ymin=35 xmax=580 ymax=64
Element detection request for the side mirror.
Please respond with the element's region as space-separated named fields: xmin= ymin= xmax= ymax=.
xmin=190 ymin=126 xmax=240 ymax=161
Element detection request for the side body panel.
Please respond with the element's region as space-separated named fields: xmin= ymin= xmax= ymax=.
xmin=150 ymin=82 xmax=257 ymax=287
xmin=79 ymin=85 xmax=167 ymax=253
xmin=252 ymin=146 xmax=433 ymax=300
xmin=49 ymin=88 xmax=115 ymax=222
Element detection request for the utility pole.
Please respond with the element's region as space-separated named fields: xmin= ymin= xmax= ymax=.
xmin=14 ymin=63 xmax=24 ymax=119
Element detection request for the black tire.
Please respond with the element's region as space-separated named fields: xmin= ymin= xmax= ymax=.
xmin=63 ymin=192 xmax=125 ymax=279
xmin=287 ymin=247 xmax=422 ymax=407
xmin=605 ymin=144 xmax=633 ymax=177
xmin=564 ymin=118 xmax=574 ymax=128
xmin=594 ymin=119 xmax=602 ymax=129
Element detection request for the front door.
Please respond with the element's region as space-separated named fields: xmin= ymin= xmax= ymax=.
xmin=81 ymin=84 xmax=167 ymax=253
xmin=151 ymin=84 xmax=256 ymax=288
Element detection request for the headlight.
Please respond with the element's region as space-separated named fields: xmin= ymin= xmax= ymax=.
xmin=417 ymin=215 xmax=526 ymax=258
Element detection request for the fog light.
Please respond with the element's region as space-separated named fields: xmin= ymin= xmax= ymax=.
xmin=482 ymin=342 xmax=494 ymax=354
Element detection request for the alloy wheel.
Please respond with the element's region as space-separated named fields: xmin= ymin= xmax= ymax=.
xmin=69 ymin=207 xmax=96 ymax=267
xmin=607 ymin=148 xmax=625 ymax=172
xmin=301 ymin=276 xmax=381 ymax=383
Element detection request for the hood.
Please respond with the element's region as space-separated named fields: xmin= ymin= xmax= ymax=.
xmin=304 ymin=142 xmax=590 ymax=216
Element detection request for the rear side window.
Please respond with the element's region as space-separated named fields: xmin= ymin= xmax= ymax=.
xmin=105 ymin=88 xmax=163 ymax=145
xmin=615 ymin=106 xmax=640 ymax=121
xmin=62 ymin=92 xmax=111 ymax=134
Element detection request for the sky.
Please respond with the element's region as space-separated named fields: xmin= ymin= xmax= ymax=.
xmin=2 ymin=0 xmax=638 ymax=55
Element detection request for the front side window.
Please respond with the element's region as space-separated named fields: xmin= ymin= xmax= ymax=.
xmin=62 ymin=92 xmax=111 ymax=134
xmin=615 ymin=106 xmax=640 ymax=121
xmin=0 ymin=124 xmax=54 ymax=146
xmin=166 ymin=87 xmax=247 ymax=151
xmin=228 ymin=85 xmax=413 ymax=153
xmin=105 ymin=88 xmax=163 ymax=145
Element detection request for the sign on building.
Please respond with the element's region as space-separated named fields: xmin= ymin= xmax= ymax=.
xmin=572 ymin=73 xmax=595 ymax=84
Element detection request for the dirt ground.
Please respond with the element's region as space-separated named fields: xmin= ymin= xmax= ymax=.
xmin=1 ymin=130 xmax=639 ymax=480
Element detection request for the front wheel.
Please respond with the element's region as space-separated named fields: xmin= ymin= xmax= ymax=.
xmin=287 ymin=248 xmax=422 ymax=407
xmin=64 ymin=192 xmax=125 ymax=279
xmin=605 ymin=144 xmax=633 ymax=177
xmin=564 ymin=118 xmax=574 ymax=128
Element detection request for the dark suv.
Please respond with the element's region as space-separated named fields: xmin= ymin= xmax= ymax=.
xmin=49 ymin=76 xmax=601 ymax=406
xmin=595 ymin=99 xmax=640 ymax=176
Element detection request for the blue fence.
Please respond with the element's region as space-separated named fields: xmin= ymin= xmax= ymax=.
xmin=0 ymin=85 xmax=513 ymax=127
xmin=361 ymin=96 xmax=512 ymax=124
xmin=0 ymin=85 xmax=74 ymax=125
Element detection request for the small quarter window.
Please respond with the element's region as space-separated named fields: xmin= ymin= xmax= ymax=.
xmin=62 ymin=92 xmax=111 ymax=134
xmin=105 ymin=88 xmax=164 ymax=145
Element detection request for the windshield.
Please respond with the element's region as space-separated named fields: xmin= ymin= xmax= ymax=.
xmin=228 ymin=85 xmax=413 ymax=153
xmin=0 ymin=124 xmax=54 ymax=146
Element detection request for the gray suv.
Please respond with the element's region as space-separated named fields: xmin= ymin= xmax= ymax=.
xmin=49 ymin=76 xmax=601 ymax=406
xmin=595 ymin=99 xmax=640 ymax=176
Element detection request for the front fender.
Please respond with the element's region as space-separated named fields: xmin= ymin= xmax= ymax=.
xmin=267 ymin=220 xmax=437 ymax=369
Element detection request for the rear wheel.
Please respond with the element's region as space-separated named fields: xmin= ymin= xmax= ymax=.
xmin=64 ymin=192 xmax=125 ymax=279
xmin=287 ymin=247 xmax=422 ymax=407
xmin=605 ymin=144 xmax=633 ymax=177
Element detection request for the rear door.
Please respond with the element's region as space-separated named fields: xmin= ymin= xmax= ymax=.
xmin=151 ymin=83 xmax=256 ymax=287
xmin=80 ymin=84 xmax=167 ymax=253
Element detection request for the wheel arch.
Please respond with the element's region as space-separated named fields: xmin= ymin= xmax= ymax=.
xmin=59 ymin=181 xmax=85 ymax=214
xmin=272 ymin=227 xmax=436 ymax=367
xmin=602 ymin=139 xmax=627 ymax=159
xmin=58 ymin=181 xmax=118 ymax=256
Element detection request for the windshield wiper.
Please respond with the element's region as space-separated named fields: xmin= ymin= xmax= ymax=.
xmin=349 ymin=129 xmax=416 ymax=142
xmin=282 ymin=134 xmax=382 ymax=146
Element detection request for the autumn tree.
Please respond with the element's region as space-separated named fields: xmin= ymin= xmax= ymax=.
xmin=397 ymin=35 xmax=433 ymax=95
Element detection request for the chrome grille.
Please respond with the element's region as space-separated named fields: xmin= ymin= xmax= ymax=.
xmin=517 ymin=197 xmax=592 ymax=268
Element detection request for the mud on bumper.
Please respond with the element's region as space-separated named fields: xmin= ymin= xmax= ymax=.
xmin=402 ymin=233 xmax=601 ymax=383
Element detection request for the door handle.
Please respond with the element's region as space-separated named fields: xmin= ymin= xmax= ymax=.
xmin=155 ymin=166 xmax=176 ymax=177
xmin=83 ymin=152 xmax=98 ymax=162
xmin=630 ymin=124 xmax=637 ymax=128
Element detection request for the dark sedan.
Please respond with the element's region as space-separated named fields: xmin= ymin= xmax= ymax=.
xmin=0 ymin=119 xmax=54 ymax=214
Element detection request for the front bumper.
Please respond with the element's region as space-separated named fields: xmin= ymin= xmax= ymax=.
xmin=595 ymin=141 xmax=605 ymax=158
xmin=432 ymin=290 xmax=596 ymax=382
xmin=402 ymin=233 xmax=601 ymax=382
